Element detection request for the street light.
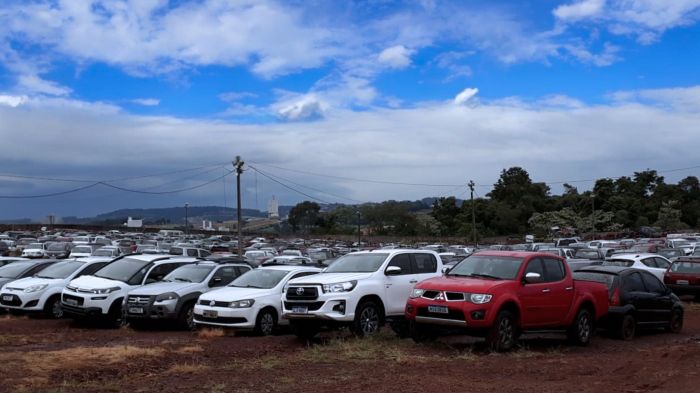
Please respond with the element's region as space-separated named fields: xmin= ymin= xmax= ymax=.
xmin=356 ymin=210 xmax=361 ymax=248
xmin=185 ymin=203 xmax=190 ymax=237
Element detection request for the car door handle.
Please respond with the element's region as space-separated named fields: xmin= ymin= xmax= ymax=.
xmin=565 ymin=287 xmax=573 ymax=291
xmin=409 ymin=280 xmax=418 ymax=284
xmin=542 ymin=289 xmax=551 ymax=293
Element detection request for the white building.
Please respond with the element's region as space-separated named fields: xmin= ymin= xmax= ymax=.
xmin=125 ymin=217 xmax=143 ymax=228
xmin=267 ymin=196 xmax=279 ymax=219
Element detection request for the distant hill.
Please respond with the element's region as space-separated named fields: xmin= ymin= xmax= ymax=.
xmin=60 ymin=206 xmax=277 ymax=225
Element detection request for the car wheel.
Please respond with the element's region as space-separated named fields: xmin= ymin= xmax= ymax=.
xmin=289 ymin=320 xmax=320 ymax=339
xmin=617 ymin=314 xmax=635 ymax=341
xmin=254 ymin=308 xmax=277 ymax=336
xmin=178 ymin=302 xmax=196 ymax=331
xmin=44 ymin=295 xmax=63 ymax=319
xmin=666 ymin=308 xmax=683 ymax=333
xmin=567 ymin=308 xmax=593 ymax=346
xmin=351 ymin=301 xmax=382 ymax=337
xmin=108 ymin=302 xmax=125 ymax=329
xmin=486 ymin=310 xmax=517 ymax=352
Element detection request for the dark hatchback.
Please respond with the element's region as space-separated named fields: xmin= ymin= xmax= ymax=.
xmin=574 ymin=266 xmax=683 ymax=340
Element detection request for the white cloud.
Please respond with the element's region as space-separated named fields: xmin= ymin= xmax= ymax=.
xmin=17 ymin=74 xmax=72 ymax=96
xmin=554 ymin=0 xmax=606 ymax=22
xmin=273 ymin=93 xmax=326 ymax=121
xmin=0 ymin=94 xmax=28 ymax=107
xmin=131 ymin=98 xmax=160 ymax=106
xmin=377 ymin=45 xmax=414 ymax=69
xmin=454 ymin=88 xmax=479 ymax=105
xmin=609 ymin=85 xmax=700 ymax=111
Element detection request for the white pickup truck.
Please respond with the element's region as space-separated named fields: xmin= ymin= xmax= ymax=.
xmin=282 ymin=249 xmax=443 ymax=338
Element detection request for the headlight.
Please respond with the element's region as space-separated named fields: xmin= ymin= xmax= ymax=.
xmin=468 ymin=293 xmax=492 ymax=304
xmin=155 ymin=292 xmax=179 ymax=302
xmin=410 ymin=288 xmax=425 ymax=298
xmin=90 ymin=286 xmax=120 ymax=294
xmin=229 ymin=299 xmax=255 ymax=308
xmin=322 ymin=281 xmax=357 ymax=293
xmin=24 ymin=284 xmax=49 ymax=293
xmin=66 ymin=285 xmax=77 ymax=291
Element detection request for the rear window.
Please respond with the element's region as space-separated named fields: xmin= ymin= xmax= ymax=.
xmin=670 ymin=261 xmax=700 ymax=273
xmin=574 ymin=271 xmax=616 ymax=291
xmin=603 ymin=259 xmax=634 ymax=267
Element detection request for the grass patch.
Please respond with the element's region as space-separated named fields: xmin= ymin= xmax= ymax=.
xmin=165 ymin=363 xmax=210 ymax=374
xmin=197 ymin=328 xmax=226 ymax=338
xmin=176 ymin=344 xmax=204 ymax=354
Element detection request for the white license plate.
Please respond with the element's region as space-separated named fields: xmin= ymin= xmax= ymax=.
xmin=428 ymin=305 xmax=449 ymax=314
xmin=203 ymin=310 xmax=218 ymax=318
xmin=129 ymin=307 xmax=144 ymax=314
xmin=677 ymin=280 xmax=689 ymax=285
xmin=2 ymin=295 xmax=12 ymax=302
xmin=292 ymin=306 xmax=308 ymax=314
xmin=63 ymin=298 xmax=78 ymax=306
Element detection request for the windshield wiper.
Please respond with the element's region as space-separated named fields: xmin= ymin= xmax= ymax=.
xmin=34 ymin=275 xmax=52 ymax=279
xmin=468 ymin=273 xmax=501 ymax=280
xmin=174 ymin=278 xmax=192 ymax=282
xmin=231 ymin=284 xmax=264 ymax=288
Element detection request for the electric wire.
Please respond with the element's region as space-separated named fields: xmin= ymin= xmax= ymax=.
xmin=248 ymin=166 xmax=331 ymax=204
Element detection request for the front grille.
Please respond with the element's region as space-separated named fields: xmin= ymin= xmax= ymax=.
xmin=417 ymin=307 xmax=465 ymax=321
xmin=422 ymin=290 xmax=440 ymax=299
xmin=0 ymin=294 xmax=21 ymax=306
xmin=286 ymin=286 xmax=318 ymax=300
xmin=127 ymin=295 xmax=153 ymax=305
xmin=284 ymin=301 xmax=325 ymax=311
xmin=62 ymin=294 xmax=85 ymax=306
xmin=198 ymin=299 xmax=230 ymax=307
xmin=445 ymin=292 xmax=465 ymax=301
xmin=194 ymin=316 xmax=247 ymax=324
xmin=421 ymin=291 xmax=465 ymax=301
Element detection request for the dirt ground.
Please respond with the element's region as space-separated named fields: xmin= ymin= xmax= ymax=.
xmin=1 ymin=304 xmax=699 ymax=393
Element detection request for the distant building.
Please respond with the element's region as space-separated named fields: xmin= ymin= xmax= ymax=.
xmin=267 ymin=196 xmax=279 ymax=219
xmin=202 ymin=220 xmax=214 ymax=231
xmin=125 ymin=217 xmax=143 ymax=228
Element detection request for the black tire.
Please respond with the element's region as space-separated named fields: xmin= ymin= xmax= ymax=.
xmin=351 ymin=301 xmax=382 ymax=337
xmin=289 ymin=320 xmax=320 ymax=339
xmin=486 ymin=310 xmax=517 ymax=352
xmin=666 ymin=308 xmax=683 ymax=333
xmin=177 ymin=301 xmax=196 ymax=331
xmin=254 ymin=308 xmax=277 ymax=336
xmin=390 ymin=320 xmax=410 ymax=338
xmin=567 ymin=308 xmax=593 ymax=346
xmin=409 ymin=320 xmax=437 ymax=343
xmin=44 ymin=295 xmax=63 ymax=319
xmin=107 ymin=302 xmax=125 ymax=329
xmin=617 ymin=314 xmax=635 ymax=341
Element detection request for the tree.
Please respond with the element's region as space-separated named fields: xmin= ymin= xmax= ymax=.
xmin=431 ymin=197 xmax=461 ymax=236
xmin=654 ymin=201 xmax=688 ymax=232
xmin=288 ymin=201 xmax=320 ymax=233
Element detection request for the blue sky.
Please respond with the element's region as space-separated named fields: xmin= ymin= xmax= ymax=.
xmin=1 ymin=0 xmax=700 ymax=220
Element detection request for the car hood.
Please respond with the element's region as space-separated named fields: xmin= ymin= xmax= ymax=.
xmin=4 ymin=276 xmax=63 ymax=289
xmin=129 ymin=281 xmax=201 ymax=296
xmin=68 ymin=275 xmax=125 ymax=290
xmin=288 ymin=272 xmax=373 ymax=285
xmin=199 ymin=286 xmax=275 ymax=302
xmin=0 ymin=278 xmax=16 ymax=289
xmin=415 ymin=275 xmax=515 ymax=293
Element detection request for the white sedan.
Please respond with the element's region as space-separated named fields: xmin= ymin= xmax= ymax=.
xmin=194 ymin=265 xmax=321 ymax=335
xmin=603 ymin=253 xmax=672 ymax=281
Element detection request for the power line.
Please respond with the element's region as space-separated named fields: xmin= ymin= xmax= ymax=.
xmin=248 ymin=166 xmax=331 ymax=204
xmin=0 ymin=182 xmax=102 ymax=199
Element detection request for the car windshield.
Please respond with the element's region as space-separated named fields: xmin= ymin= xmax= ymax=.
xmin=324 ymin=253 xmax=388 ymax=273
xmin=658 ymin=249 xmax=682 ymax=258
xmin=0 ymin=262 xmax=34 ymax=278
xmin=163 ymin=265 xmax=215 ymax=283
xmin=603 ymin=259 xmax=634 ymax=267
xmin=573 ymin=271 xmax=616 ymax=293
xmin=92 ymin=249 xmax=115 ymax=256
xmin=229 ymin=269 xmax=289 ymax=289
xmin=26 ymin=243 xmax=43 ymax=250
xmin=448 ymin=255 xmax=523 ymax=280
xmin=538 ymin=249 xmax=561 ymax=256
xmin=574 ymin=250 xmax=601 ymax=259
xmin=673 ymin=240 xmax=691 ymax=247
xmin=670 ymin=261 xmax=700 ymax=273
xmin=73 ymin=246 xmax=92 ymax=253
xmin=169 ymin=247 xmax=183 ymax=255
xmin=35 ymin=261 xmax=84 ymax=279
xmin=48 ymin=243 xmax=67 ymax=251
xmin=93 ymin=257 xmax=151 ymax=284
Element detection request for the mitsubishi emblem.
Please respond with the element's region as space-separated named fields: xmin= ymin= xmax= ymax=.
xmin=435 ymin=291 xmax=445 ymax=301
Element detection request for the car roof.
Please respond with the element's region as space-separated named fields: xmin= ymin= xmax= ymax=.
xmin=607 ymin=253 xmax=657 ymax=260
xmin=473 ymin=250 xmax=549 ymax=258
xmin=258 ymin=265 xmax=322 ymax=272
xmin=575 ymin=265 xmax=630 ymax=275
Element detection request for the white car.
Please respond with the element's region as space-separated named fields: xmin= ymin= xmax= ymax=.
xmin=70 ymin=245 xmax=98 ymax=258
xmin=21 ymin=243 xmax=48 ymax=258
xmin=0 ymin=257 xmax=111 ymax=318
xmin=603 ymin=253 xmax=672 ymax=281
xmin=282 ymin=249 xmax=444 ymax=338
xmin=61 ymin=254 xmax=198 ymax=325
xmin=91 ymin=246 xmax=121 ymax=258
xmin=194 ymin=265 xmax=322 ymax=335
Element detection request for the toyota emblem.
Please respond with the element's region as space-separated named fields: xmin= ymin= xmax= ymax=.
xmin=209 ymin=300 xmax=215 ymax=306
xmin=295 ymin=287 xmax=305 ymax=296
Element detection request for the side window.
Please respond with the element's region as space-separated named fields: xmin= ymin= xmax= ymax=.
xmin=641 ymin=258 xmax=657 ymax=268
xmin=654 ymin=257 xmax=670 ymax=270
xmin=524 ymin=258 xmax=545 ymax=278
xmin=186 ymin=249 xmax=198 ymax=257
xmin=146 ymin=263 xmax=179 ymax=283
xmin=387 ymin=254 xmax=412 ymax=275
xmin=76 ymin=262 xmax=108 ymax=278
xmin=200 ymin=250 xmax=211 ymax=257
xmin=640 ymin=272 xmax=665 ymax=294
xmin=235 ymin=266 xmax=252 ymax=276
xmin=542 ymin=258 xmax=565 ymax=282
xmin=412 ymin=253 xmax=438 ymax=274
xmin=211 ymin=266 xmax=240 ymax=286
xmin=622 ymin=272 xmax=645 ymax=292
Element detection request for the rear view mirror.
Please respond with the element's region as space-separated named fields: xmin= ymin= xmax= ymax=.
xmin=385 ymin=266 xmax=402 ymax=276
xmin=441 ymin=266 xmax=450 ymax=274
xmin=524 ymin=272 xmax=543 ymax=284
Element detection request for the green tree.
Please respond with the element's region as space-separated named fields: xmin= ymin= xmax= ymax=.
xmin=288 ymin=201 xmax=320 ymax=233
xmin=654 ymin=201 xmax=688 ymax=232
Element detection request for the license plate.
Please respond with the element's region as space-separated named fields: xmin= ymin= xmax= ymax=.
xmin=428 ymin=305 xmax=449 ymax=314
xmin=2 ymin=295 xmax=12 ymax=302
xmin=128 ymin=307 xmax=144 ymax=314
xmin=203 ymin=310 xmax=218 ymax=318
xmin=677 ymin=280 xmax=689 ymax=285
xmin=63 ymin=298 xmax=78 ymax=306
xmin=292 ymin=306 xmax=308 ymax=314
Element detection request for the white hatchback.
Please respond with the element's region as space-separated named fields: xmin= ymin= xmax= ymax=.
xmin=603 ymin=253 xmax=672 ymax=281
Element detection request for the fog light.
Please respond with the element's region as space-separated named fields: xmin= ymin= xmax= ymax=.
xmin=471 ymin=310 xmax=485 ymax=320
xmin=92 ymin=296 xmax=108 ymax=300
xmin=332 ymin=300 xmax=346 ymax=314
xmin=25 ymin=300 xmax=39 ymax=308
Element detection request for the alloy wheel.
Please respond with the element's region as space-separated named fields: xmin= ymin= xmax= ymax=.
xmin=360 ymin=306 xmax=379 ymax=335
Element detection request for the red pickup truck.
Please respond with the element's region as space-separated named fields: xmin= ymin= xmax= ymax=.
xmin=405 ymin=251 xmax=609 ymax=351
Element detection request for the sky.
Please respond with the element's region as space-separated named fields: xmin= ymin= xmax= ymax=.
xmin=1 ymin=0 xmax=700 ymax=220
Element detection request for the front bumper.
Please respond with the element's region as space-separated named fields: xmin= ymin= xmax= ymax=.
xmin=0 ymin=290 xmax=44 ymax=311
xmin=193 ymin=304 xmax=255 ymax=328
xmin=405 ymin=297 xmax=496 ymax=330
xmin=282 ymin=285 xmax=355 ymax=322
xmin=60 ymin=290 xmax=118 ymax=317
xmin=124 ymin=296 xmax=178 ymax=321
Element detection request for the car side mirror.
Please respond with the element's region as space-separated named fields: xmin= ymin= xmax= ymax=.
xmin=385 ymin=266 xmax=402 ymax=276
xmin=441 ymin=266 xmax=450 ymax=274
xmin=523 ymin=272 xmax=543 ymax=284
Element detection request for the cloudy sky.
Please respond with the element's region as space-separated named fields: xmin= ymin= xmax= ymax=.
xmin=1 ymin=0 xmax=700 ymax=220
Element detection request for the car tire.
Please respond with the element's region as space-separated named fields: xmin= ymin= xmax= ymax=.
xmin=178 ymin=301 xmax=196 ymax=331
xmin=617 ymin=314 xmax=635 ymax=341
xmin=666 ymin=308 xmax=683 ymax=333
xmin=289 ymin=320 xmax=320 ymax=339
xmin=567 ymin=308 xmax=593 ymax=346
xmin=351 ymin=300 xmax=382 ymax=338
xmin=107 ymin=302 xmax=125 ymax=329
xmin=409 ymin=320 xmax=437 ymax=343
xmin=44 ymin=295 xmax=63 ymax=319
xmin=486 ymin=310 xmax=517 ymax=352
xmin=254 ymin=308 xmax=277 ymax=336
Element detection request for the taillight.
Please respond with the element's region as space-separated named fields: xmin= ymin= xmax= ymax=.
xmin=610 ymin=287 xmax=620 ymax=306
xmin=663 ymin=274 xmax=670 ymax=284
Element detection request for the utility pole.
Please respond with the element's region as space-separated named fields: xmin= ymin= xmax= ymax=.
xmin=234 ymin=156 xmax=244 ymax=257
xmin=591 ymin=193 xmax=595 ymax=239
xmin=469 ymin=180 xmax=476 ymax=247
xmin=356 ymin=209 xmax=361 ymax=248
xmin=184 ymin=203 xmax=189 ymax=237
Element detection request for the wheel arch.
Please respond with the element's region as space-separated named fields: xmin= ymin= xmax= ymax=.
xmin=356 ymin=294 xmax=386 ymax=322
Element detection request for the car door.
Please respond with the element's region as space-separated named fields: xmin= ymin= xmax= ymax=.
xmin=517 ymin=258 xmax=553 ymax=328
xmin=541 ymin=258 xmax=574 ymax=325
xmin=620 ymin=272 xmax=654 ymax=324
xmin=639 ymin=271 xmax=673 ymax=324
xmin=208 ymin=266 xmax=243 ymax=288
xmin=640 ymin=257 xmax=666 ymax=281
xmin=383 ymin=253 xmax=415 ymax=315
xmin=411 ymin=253 xmax=439 ymax=283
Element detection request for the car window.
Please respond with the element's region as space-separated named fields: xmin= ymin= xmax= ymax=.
xmin=654 ymin=257 xmax=670 ymax=269
xmin=542 ymin=258 xmax=566 ymax=282
xmin=146 ymin=263 xmax=180 ymax=283
xmin=641 ymin=257 xmax=657 ymax=268
xmin=186 ymin=249 xmax=198 ymax=257
xmin=26 ymin=263 xmax=52 ymax=276
xmin=76 ymin=262 xmax=109 ymax=278
xmin=524 ymin=258 xmax=545 ymax=278
xmin=211 ymin=266 xmax=241 ymax=286
xmin=640 ymin=272 xmax=665 ymax=294
xmin=387 ymin=254 xmax=412 ymax=275
xmin=622 ymin=272 xmax=645 ymax=292
xmin=412 ymin=253 xmax=437 ymax=274
xmin=200 ymin=250 xmax=211 ymax=257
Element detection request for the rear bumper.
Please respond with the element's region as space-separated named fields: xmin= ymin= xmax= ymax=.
xmin=667 ymin=284 xmax=700 ymax=296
